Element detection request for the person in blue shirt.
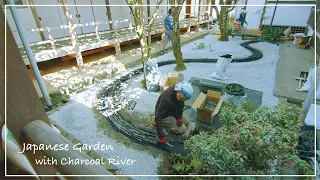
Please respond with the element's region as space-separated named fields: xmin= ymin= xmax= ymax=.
xmin=235 ymin=10 xmax=248 ymax=39
xmin=161 ymin=8 xmax=174 ymax=55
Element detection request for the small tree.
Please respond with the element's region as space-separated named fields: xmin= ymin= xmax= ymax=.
xmin=125 ymin=0 xmax=163 ymax=87
xmin=212 ymin=0 xmax=238 ymax=41
xmin=169 ymin=0 xmax=186 ymax=71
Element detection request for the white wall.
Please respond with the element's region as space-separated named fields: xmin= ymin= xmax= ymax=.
xmin=240 ymin=0 xmax=313 ymax=29
xmin=4 ymin=6 xmax=41 ymax=45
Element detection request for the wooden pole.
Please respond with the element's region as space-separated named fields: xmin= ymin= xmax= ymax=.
xmin=95 ymin=23 xmax=100 ymax=41
xmin=47 ymin=27 xmax=56 ymax=51
xmin=243 ymin=0 xmax=248 ymax=10
xmin=27 ymin=0 xmax=46 ymax=41
xmin=270 ymin=0 xmax=279 ymax=27
xmin=105 ymin=0 xmax=113 ymax=30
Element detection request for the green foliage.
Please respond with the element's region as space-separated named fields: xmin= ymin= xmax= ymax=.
xmin=260 ymin=27 xmax=284 ymax=43
xmin=40 ymin=92 xmax=69 ymax=108
xmin=171 ymin=103 xmax=313 ymax=175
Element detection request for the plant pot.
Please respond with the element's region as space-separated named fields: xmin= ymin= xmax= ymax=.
xmin=224 ymin=83 xmax=246 ymax=107
xmin=225 ymin=83 xmax=245 ymax=96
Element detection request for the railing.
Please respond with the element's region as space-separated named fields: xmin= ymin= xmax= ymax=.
xmin=17 ymin=12 xmax=213 ymax=48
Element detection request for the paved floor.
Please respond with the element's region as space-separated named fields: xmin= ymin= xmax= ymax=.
xmin=274 ymin=41 xmax=317 ymax=104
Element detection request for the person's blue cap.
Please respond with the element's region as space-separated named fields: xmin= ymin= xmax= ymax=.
xmin=175 ymin=82 xmax=193 ymax=99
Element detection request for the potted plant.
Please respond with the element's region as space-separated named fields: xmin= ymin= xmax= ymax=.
xmin=225 ymin=83 xmax=245 ymax=96
xmin=224 ymin=83 xmax=245 ymax=107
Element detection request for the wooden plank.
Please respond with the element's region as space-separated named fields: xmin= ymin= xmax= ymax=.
xmin=2 ymin=11 xmax=50 ymax=140
xmin=207 ymin=90 xmax=221 ymax=102
xmin=1 ymin=10 xmax=57 ymax=177
xmin=21 ymin=120 xmax=116 ymax=178
xmin=0 ymin=10 xmax=4 ymax=119
xmin=192 ymin=92 xmax=207 ymax=110
xmin=213 ymin=99 xmax=224 ymax=116
xmin=196 ymin=108 xmax=212 ymax=124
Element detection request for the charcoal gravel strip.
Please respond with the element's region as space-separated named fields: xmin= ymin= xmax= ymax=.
xmin=97 ymin=40 xmax=264 ymax=151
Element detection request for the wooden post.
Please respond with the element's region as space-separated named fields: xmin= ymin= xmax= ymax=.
xmin=95 ymin=23 xmax=100 ymax=41
xmin=129 ymin=20 xmax=133 ymax=34
xmin=270 ymin=0 xmax=279 ymax=27
xmin=114 ymin=21 xmax=117 ymax=35
xmin=243 ymin=0 xmax=248 ymax=10
xmin=115 ymin=42 xmax=121 ymax=57
xmin=27 ymin=0 xmax=46 ymax=41
xmin=46 ymin=27 xmax=56 ymax=51
xmin=62 ymin=0 xmax=83 ymax=68
xmin=105 ymin=0 xmax=113 ymax=30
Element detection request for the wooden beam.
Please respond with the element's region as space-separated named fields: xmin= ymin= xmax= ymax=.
xmin=105 ymin=0 xmax=113 ymax=30
xmin=27 ymin=0 xmax=46 ymax=41
xmin=1 ymin=12 xmax=50 ymax=141
xmin=1 ymin=9 xmax=57 ymax=177
xmin=21 ymin=120 xmax=116 ymax=178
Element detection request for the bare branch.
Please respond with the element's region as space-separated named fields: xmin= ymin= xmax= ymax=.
xmin=227 ymin=0 xmax=238 ymax=12
xmin=148 ymin=0 xmax=164 ymax=26
xmin=212 ymin=5 xmax=220 ymax=19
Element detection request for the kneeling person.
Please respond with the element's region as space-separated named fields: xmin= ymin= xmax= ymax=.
xmin=155 ymin=82 xmax=193 ymax=145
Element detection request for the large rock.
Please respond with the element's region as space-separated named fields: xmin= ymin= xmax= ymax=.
xmin=144 ymin=58 xmax=161 ymax=92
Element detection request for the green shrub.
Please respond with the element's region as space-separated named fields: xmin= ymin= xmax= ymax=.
xmin=260 ymin=27 xmax=284 ymax=43
xmin=171 ymin=103 xmax=313 ymax=175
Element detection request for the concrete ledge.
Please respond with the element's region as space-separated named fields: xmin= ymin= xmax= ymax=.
xmin=273 ymin=41 xmax=314 ymax=104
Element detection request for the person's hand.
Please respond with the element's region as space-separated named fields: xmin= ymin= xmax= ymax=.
xmin=160 ymin=137 xmax=167 ymax=145
xmin=176 ymin=119 xmax=183 ymax=127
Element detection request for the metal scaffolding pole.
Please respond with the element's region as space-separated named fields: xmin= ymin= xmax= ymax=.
xmin=7 ymin=0 xmax=52 ymax=107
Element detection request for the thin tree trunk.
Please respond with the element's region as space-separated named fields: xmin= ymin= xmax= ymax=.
xmin=219 ymin=6 xmax=229 ymax=41
xmin=139 ymin=4 xmax=148 ymax=88
xmin=172 ymin=6 xmax=186 ymax=71
xmin=259 ymin=0 xmax=268 ymax=29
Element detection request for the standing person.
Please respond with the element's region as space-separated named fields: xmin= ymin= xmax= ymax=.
xmin=154 ymin=82 xmax=193 ymax=145
xmin=161 ymin=8 xmax=174 ymax=55
xmin=235 ymin=10 xmax=248 ymax=40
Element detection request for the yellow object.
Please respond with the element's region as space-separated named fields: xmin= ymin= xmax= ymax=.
xmin=217 ymin=35 xmax=221 ymax=40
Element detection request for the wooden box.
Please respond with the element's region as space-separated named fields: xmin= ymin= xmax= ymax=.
xmin=296 ymin=36 xmax=311 ymax=44
xmin=160 ymin=72 xmax=179 ymax=90
xmin=191 ymin=90 xmax=224 ymax=124
xmin=296 ymin=43 xmax=309 ymax=49
xmin=248 ymin=29 xmax=262 ymax=35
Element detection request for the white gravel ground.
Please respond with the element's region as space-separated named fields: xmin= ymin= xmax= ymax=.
xmin=158 ymin=34 xmax=252 ymax=61
xmin=125 ymin=35 xmax=280 ymax=115
xmin=49 ymin=80 xmax=162 ymax=179
xmin=49 ymin=34 xmax=279 ymax=178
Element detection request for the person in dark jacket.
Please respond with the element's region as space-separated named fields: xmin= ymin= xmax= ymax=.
xmin=155 ymin=82 xmax=193 ymax=145
xmin=235 ymin=10 xmax=248 ymax=39
xmin=161 ymin=8 xmax=174 ymax=55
